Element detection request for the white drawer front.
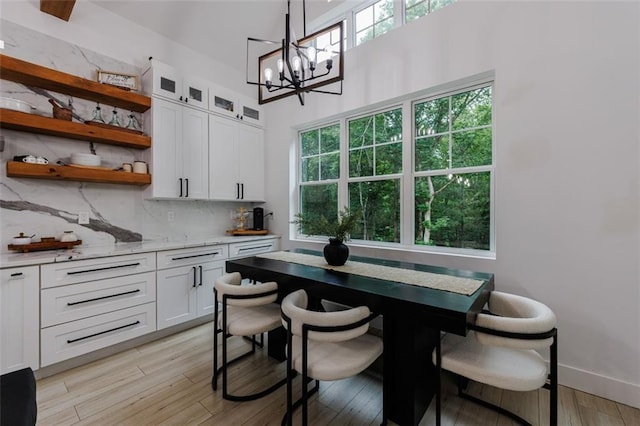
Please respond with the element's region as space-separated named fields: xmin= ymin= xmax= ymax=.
xmin=41 ymin=303 xmax=156 ymax=366
xmin=41 ymin=272 xmax=156 ymax=327
xmin=41 ymin=252 xmax=156 ymax=288
xmin=229 ymin=238 xmax=279 ymax=259
xmin=156 ymin=245 xmax=227 ymax=270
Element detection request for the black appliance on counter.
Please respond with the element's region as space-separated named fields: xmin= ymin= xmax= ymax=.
xmin=253 ymin=207 xmax=264 ymax=230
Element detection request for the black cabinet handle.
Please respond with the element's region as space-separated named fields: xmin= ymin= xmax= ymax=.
xmin=171 ymin=251 xmax=219 ymax=261
xmin=179 ymin=96 xmax=183 ymax=101
xmin=10 ymin=272 xmax=24 ymax=277
xmin=198 ymin=265 xmax=203 ymax=286
xmin=238 ymin=244 xmax=273 ymax=252
xmin=179 ymin=178 xmax=183 ymax=197
xmin=67 ymin=262 xmax=141 ymax=275
xmin=241 ymin=183 xmax=244 ymax=199
xmin=192 ymin=266 xmax=197 ymax=288
xmin=67 ymin=289 xmax=141 ymax=306
xmin=185 ymin=98 xmax=188 ymax=103
xmin=185 ymin=178 xmax=189 ymax=198
xmin=66 ymin=321 xmax=140 ymax=344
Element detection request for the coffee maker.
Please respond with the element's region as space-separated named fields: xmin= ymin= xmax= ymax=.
xmin=253 ymin=207 xmax=264 ymax=230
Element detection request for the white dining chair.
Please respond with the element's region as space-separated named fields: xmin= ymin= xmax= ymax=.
xmin=212 ymin=272 xmax=286 ymax=401
xmin=280 ymin=289 xmax=384 ymax=426
xmin=432 ymin=291 xmax=557 ymax=426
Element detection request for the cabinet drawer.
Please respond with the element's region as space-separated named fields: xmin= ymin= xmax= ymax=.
xmin=41 ymin=303 xmax=156 ymax=367
xmin=229 ymin=238 xmax=279 ymax=259
xmin=41 ymin=252 xmax=156 ymax=288
xmin=41 ymin=271 xmax=156 ymax=327
xmin=156 ymin=245 xmax=227 ymax=270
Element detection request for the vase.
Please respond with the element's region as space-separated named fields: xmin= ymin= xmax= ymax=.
xmin=323 ymin=238 xmax=349 ymax=266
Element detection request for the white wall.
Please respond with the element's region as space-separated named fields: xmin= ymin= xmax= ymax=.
xmin=263 ymin=1 xmax=640 ymax=408
xmin=2 ymin=0 xmax=638 ymax=408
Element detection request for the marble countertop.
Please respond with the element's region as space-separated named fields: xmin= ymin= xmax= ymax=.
xmin=0 ymin=234 xmax=280 ymax=269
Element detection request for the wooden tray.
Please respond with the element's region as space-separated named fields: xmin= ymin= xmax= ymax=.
xmin=85 ymin=120 xmax=144 ymax=135
xmin=8 ymin=239 xmax=82 ymax=253
xmin=226 ymin=229 xmax=269 ymax=236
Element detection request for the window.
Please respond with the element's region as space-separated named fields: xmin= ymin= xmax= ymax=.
xmin=355 ymin=0 xmax=395 ymax=45
xmin=414 ymin=85 xmax=493 ymax=250
xmin=309 ymin=0 xmax=457 ymax=48
xmin=298 ymin=124 xmax=341 ymax=232
xmin=348 ymin=108 xmax=403 ymax=242
xmin=315 ymin=19 xmax=347 ymax=60
xmin=405 ymin=0 xmax=456 ymax=23
xmin=295 ymin=79 xmax=494 ymax=254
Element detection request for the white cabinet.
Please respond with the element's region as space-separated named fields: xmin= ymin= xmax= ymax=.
xmin=40 ymin=253 xmax=157 ymax=366
xmin=142 ymin=59 xmax=209 ymax=110
xmin=1 ymin=266 xmax=39 ymax=374
xmin=209 ymin=84 xmax=264 ymax=127
xmin=209 ymin=114 xmax=265 ymax=201
xmin=156 ymin=246 xmax=227 ymax=330
xmin=144 ymin=97 xmax=209 ymax=199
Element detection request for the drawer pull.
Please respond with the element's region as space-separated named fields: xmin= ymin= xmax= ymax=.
xmin=67 ymin=262 xmax=141 ymax=275
xmin=66 ymin=320 xmax=141 ymax=344
xmin=238 ymin=245 xmax=272 ymax=252
xmin=67 ymin=289 xmax=141 ymax=306
xmin=171 ymin=252 xmax=220 ymax=261
xmin=10 ymin=272 xmax=24 ymax=277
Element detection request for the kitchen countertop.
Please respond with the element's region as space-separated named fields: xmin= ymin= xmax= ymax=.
xmin=0 ymin=234 xmax=280 ymax=269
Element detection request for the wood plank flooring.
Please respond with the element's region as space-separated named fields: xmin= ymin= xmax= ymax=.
xmin=35 ymin=322 xmax=640 ymax=425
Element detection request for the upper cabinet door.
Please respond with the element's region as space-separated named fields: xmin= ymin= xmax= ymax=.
xmin=238 ymin=94 xmax=265 ymax=127
xmin=182 ymin=108 xmax=209 ymax=199
xmin=182 ymin=75 xmax=209 ymax=110
xmin=208 ymin=83 xmax=238 ymax=119
xmin=144 ymin=60 xmax=182 ymax=102
xmin=145 ymin=98 xmax=183 ymax=199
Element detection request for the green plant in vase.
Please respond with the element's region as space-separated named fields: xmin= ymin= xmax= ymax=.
xmin=292 ymin=207 xmax=358 ymax=266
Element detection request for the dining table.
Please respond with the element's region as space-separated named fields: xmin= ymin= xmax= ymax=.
xmin=226 ymin=248 xmax=495 ymax=425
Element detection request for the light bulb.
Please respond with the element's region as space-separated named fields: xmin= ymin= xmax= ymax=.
xmin=264 ymin=68 xmax=273 ymax=88
xmin=292 ymin=56 xmax=301 ymax=78
xmin=292 ymin=56 xmax=301 ymax=72
xmin=277 ymin=58 xmax=284 ymax=73
xmin=307 ymin=46 xmax=316 ymax=70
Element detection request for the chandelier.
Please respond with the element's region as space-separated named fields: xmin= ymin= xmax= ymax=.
xmin=246 ymin=0 xmax=344 ymax=105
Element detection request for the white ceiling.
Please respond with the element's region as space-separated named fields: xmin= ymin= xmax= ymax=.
xmin=91 ymin=0 xmax=352 ymax=72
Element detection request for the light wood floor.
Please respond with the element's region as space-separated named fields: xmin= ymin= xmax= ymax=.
xmin=35 ymin=322 xmax=640 ymax=425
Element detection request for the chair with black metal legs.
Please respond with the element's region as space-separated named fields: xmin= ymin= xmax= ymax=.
xmin=280 ymin=289 xmax=384 ymax=426
xmin=432 ymin=291 xmax=558 ymax=426
xmin=212 ymin=272 xmax=287 ymax=401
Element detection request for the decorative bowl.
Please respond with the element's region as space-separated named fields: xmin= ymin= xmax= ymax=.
xmin=70 ymin=153 xmax=101 ymax=166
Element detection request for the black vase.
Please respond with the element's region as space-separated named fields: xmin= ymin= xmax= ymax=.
xmin=323 ymin=238 xmax=349 ymax=266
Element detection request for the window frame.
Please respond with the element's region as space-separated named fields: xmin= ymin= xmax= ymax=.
xmin=293 ymin=74 xmax=495 ymax=258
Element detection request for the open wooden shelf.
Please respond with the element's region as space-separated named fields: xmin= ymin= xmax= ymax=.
xmin=0 ymin=53 xmax=151 ymax=112
xmin=6 ymin=161 xmax=151 ymax=186
xmin=0 ymin=109 xmax=151 ymax=149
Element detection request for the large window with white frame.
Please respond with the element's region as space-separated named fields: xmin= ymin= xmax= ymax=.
xmin=414 ymin=84 xmax=492 ymax=250
xmin=298 ymin=124 xmax=341 ymax=233
xmin=295 ymin=81 xmax=493 ymax=254
xmin=348 ymin=108 xmax=403 ymax=242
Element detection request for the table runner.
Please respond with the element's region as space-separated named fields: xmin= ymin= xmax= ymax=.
xmin=256 ymin=251 xmax=483 ymax=295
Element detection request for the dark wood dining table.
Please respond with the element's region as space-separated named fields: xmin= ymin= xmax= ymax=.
xmin=226 ymin=249 xmax=494 ymax=425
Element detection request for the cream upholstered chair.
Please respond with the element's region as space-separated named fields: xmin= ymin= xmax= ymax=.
xmin=433 ymin=291 xmax=558 ymax=426
xmin=212 ymin=272 xmax=286 ymax=401
xmin=280 ymin=289 xmax=384 ymax=426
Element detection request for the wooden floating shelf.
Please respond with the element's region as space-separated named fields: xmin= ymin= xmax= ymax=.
xmin=226 ymin=229 xmax=269 ymax=236
xmin=0 ymin=109 xmax=151 ymax=149
xmin=6 ymin=161 xmax=151 ymax=186
xmin=0 ymin=53 xmax=151 ymax=112
xmin=8 ymin=239 xmax=82 ymax=253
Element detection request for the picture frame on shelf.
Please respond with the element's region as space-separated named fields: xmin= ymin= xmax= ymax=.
xmin=97 ymin=70 xmax=139 ymax=91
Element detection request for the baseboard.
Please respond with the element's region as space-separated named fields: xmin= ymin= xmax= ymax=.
xmin=559 ymin=363 xmax=640 ymax=409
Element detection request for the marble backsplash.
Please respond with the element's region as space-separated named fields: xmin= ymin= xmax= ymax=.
xmin=0 ymin=20 xmax=257 ymax=253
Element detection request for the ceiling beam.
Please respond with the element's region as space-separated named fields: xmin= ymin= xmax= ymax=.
xmin=40 ymin=0 xmax=76 ymax=21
